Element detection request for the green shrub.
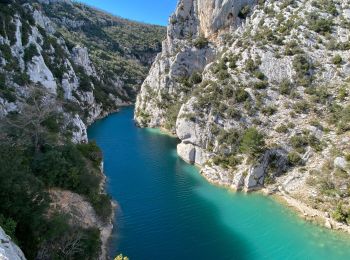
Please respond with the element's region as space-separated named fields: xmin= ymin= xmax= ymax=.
xmin=13 ymin=73 xmax=30 ymax=86
xmin=307 ymin=13 xmax=333 ymax=35
xmin=245 ymin=58 xmax=257 ymax=72
xmin=253 ymin=70 xmax=265 ymax=80
xmin=311 ymin=0 xmax=338 ymax=16
xmin=338 ymin=86 xmax=348 ymax=100
xmin=290 ymin=135 xmax=308 ymax=153
xmin=227 ymin=54 xmax=239 ymax=69
xmin=0 ymin=44 xmax=12 ymax=61
xmin=217 ymin=129 xmax=241 ymax=149
xmin=42 ymin=113 xmax=63 ymax=133
xmin=293 ymin=100 xmax=309 ymax=114
xmin=332 ymin=204 xmax=348 ymax=223
xmin=222 ymin=85 xmax=234 ymax=98
xmin=290 ymin=132 xmax=323 ymax=153
xmin=164 ymin=102 xmax=182 ymax=131
xmin=332 ymin=54 xmax=342 ymax=65
xmin=77 ymin=141 xmax=103 ymax=168
xmin=293 ymin=54 xmax=312 ymax=86
xmin=24 ymin=43 xmax=39 ymax=63
xmin=0 ymin=214 xmax=17 ymax=239
xmin=284 ymin=41 xmax=303 ymax=56
xmin=170 ymin=18 xmax=177 ymax=25
xmin=279 ymin=79 xmax=293 ymax=95
xmin=238 ymin=5 xmax=251 ymax=19
xmin=93 ymin=86 xmax=115 ymax=110
xmin=213 ymin=60 xmax=228 ymax=73
xmin=21 ymin=21 xmax=31 ymax=46
xmin=336 ymin=105 xmax=350 ymax=133
xmin=189 ymin=72 xmax=202 ymax=84
xmin=226 ymin=107 xmax=241 ymax=120
xmin=90 ymin=194 xmax=112 ymax=222
xmin=0 ymin=88 xmax=17 ymax=102
xmin=308 ymin=134 xmax=323 ymax=152
xmin=0 ymin=145 xmax=49 ymax=258
xmin=235 ymin=87 xmax=249 ymax=102
xmin=288 ymin=151 xmax=302 ymax=166
xmin=328 ymin=104 xmax=350 ymax=133
xmin=31 ymin=144 xmax=110 ymax=221
xmin=261 ymin=105 xmax=277 ymax=116
xmin=193 ymin=36 xmax=209 ymax=49
xmin=217 ymin=69 xmax=230 ymax=80
xmin=79 ymin=75 xmax=93 ymax=92
xmin=212 ymin=154 xmax=241 ymax=169
xmin=0 ymin=73 xmax=5 ymax=89
xmin=254 ymin=80 xmax=268 ymax=89
xmin=276 ymin=124 xmax=288 ymax=133
xmin=309 ymin=86 xmax=330 ymax=104
xmin=240 ymin=128 xmax=265 ymax=157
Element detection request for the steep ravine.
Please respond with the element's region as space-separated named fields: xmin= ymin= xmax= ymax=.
xmin=135 ymin=0 xmax=350 ymax=233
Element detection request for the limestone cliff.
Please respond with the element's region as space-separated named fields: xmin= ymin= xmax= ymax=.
xmin=0 ymin=227 xmax=26 ymax=260
xmin=1 ymin=0 xmax=165 ymax=141
xmin=136 ymin=0 xmax=350 ymax=230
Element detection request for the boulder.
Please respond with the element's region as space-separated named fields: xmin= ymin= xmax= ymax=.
xmin=0 ymin=227 xmax=26 ymax=260
xmin=177 ymin=142 xmax=196 ymax=164
xmin=334 ymin=157 xmax=349 ymax=173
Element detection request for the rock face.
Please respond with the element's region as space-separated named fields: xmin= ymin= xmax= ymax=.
xmin=1 ymin=0 xmax=165 ymax=143
xmin=136 ymin=0 xmax=350 ymax=226
xmin=0 ymin=227 xmax=26 ymax=260
xmin=135 ymin=0 xmax=257 ymax=128
xmin=27 ymin=55 xmax=57 ymax=94
xmin=334 ymin=157 xmax=349 ymax=174
xmin=196 ymin=0 xmax=257 ymax=37
xmin=71 ymin=46 xmax=97 ymax=77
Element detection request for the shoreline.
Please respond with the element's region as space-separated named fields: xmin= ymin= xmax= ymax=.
xmin=273 ymin=189 xmax=350 ymax=234
xmin=148 ymin=127 xmax=350 ymax=236
xmin=198 ymin=164 xmax=350 ymax=235
xmin=88 ymin=106 xmax=131 ymax=260
xmin=100 ymin=201 xmax=119 ymax=260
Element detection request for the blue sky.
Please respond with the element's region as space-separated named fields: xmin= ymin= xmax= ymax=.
xmin=76 ymin=0 xmax=178 ymax=26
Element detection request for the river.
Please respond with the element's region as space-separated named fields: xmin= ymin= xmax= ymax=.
xmin=88 ymin=107 xmax=350 ymax=260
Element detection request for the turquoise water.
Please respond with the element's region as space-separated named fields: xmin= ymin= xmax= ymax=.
xmin=88 ymin=107 xmax=350 ymax=260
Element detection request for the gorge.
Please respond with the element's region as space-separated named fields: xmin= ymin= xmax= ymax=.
xmin=1 ymin=0 xmax=350 ymax=259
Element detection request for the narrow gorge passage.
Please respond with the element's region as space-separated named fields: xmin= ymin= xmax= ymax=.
xmin=88 ymin=107 xmax=350 ymax=260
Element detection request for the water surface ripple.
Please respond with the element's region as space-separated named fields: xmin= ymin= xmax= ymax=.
xmin=88 ymin=107 xmax=350 ymax=260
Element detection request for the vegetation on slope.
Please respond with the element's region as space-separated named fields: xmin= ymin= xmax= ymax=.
xmin=40 ymin=0 xmax=165 ymax=100
xmin=0 ymin=90 xmax=109 ymax=259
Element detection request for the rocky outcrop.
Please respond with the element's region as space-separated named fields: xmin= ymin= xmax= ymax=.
xmin=196 ymin=0 xmax=256 ymax=37
xmin=38 ymin=0 xmax=72 ymax=5
xmin=334 ymin=157 xmax=349 ymax=174
xmin=71 ymin=46 xmax=97 ymax=77
xmin=136 ymin=0 xmax=350 ymax=230
xmin=27 ymin=55 xmax=57 ymax=94
xmin=33 ymin=9 xmax=56 ymax=34
xmin=0 ymin=97 xmax=17 ymax=117
xmin=69 ymin=114 xmax=88 ymax=143
xmin=0 ymin=227 xmax=26 ymax=260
